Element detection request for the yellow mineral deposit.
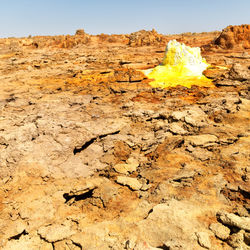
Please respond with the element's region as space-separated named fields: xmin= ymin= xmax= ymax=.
xmin=144 ymin=40 xmax=213 ymax=88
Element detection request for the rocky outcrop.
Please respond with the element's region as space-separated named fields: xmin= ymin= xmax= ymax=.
xmin=214 ymin=24 xmax=250 ymax=49
xmin=75 ymin=29 xmax=86 ymax=36
xmin=128 ymin=29 xmax=165 ymax=46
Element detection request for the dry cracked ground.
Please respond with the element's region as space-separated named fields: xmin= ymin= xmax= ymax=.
xmin=0 ymin=29 xmax=249 ymax=249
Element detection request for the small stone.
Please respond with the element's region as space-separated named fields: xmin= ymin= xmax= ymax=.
xmin=209 ymin=223 xmax=230 ymax=240
xmin=196 ymin=232 xmax=211 ymax=249
xmin=116 ymin=176 xmax=142 ymax=190
xmin=37 ymin=223 xmax=76 ymax=242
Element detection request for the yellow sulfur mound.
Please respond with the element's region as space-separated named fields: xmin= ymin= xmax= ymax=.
xmin=144 ymin=40 xmax=213 ymax=88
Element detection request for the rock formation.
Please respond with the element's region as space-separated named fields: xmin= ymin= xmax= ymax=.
xmin=128 ymin=29 xmax=166 ymax=46
xmin=214 ymin=24 xmax=250 ymax=49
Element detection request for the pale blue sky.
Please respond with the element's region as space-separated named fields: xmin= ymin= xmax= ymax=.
xmin=0 ymin=0 xmax=249 ymax=37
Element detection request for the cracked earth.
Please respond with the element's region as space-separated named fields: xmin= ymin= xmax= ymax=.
xmin=0 ymin=26 xmax=249 ymax=249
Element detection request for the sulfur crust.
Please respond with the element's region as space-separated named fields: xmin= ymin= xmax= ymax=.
xmin=144 ymin=40 xmax=213 ymax=88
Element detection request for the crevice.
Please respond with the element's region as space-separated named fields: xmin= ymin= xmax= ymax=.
xmin=239 ymin=187 xmax=250 ymax=199
xmin=99 ymin=130 xmax=120 ymax=139
xmin=172 ymin=177 xmax=193 ymax=183
xmin=116 ymin=80 xmax=129 ymax=83
xmin=8 ymin=230 xmax=28 ymax=240
xmin=129 ymin=80 xmax=142 ymax=83
xmin=100 ymin=71 xmax=111 ymax=74
xmin=157 ymin=245 xmax=170 ymax=250
xmin=71 ymin=240 xmax=83 ymax=249
xmin=119 ymin=61 xmax=131 ymax=66
xmin=73 ymin=130 xmax=120 ymax=155
xmin=173 ymin=139 xmax=184 ymax=149
xmin=6 ymin=97 xmax=16 ymax=103
xmin=63 ymin=189 xmax=94 ymax=204
xmin=144 ymin=208 xmax=153 ymax=219
xmin=73 ymin=138 xmax=96 ymax=155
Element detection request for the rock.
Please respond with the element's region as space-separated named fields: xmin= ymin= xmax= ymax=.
xmin=93 ymin=186 xmax=119 ymax=208
xmin=129 ymin=69 xmax=146 ymax=82
xmin=66 ymin=179 xmax=100 ymax=197
xmin=196 ymin=232 xmax=211 ymax=249
xmin=244 ymin=232 xmax=250 ymax=245
xmin=37 ymin=223 xmax=76 ymax=243
xmin=209 ymin=222 xmax=230 ymax=240
xmin=4 ymin=235 xmax=53 ymax=250
xmin=203 ymin=67 xmax=228 ymax=79
xmin=18 ymin=198 xmax=55 ymax=229
xmin=53 ymin=240 xmax=81 ymax=250
xmin=171 ymin=111 xmax=186 ymax=121
xmin=185 ymin=134 xmax=218 ymax=147
xmin=171 ymin=169 xmax=196 ymax=185
xmin=114 ymin=69 xmax=130 ymax=82
xmin=233 ymin=205 xmax=249 ymax=218
xmin=4 ymin=220 xmax=27 ymax=239
xmin=214 ymin=24 xmax=250 ymax=49
xmin=217 ymin=211 xmax=250 ymax=231
xmin=128 ymin=29 xmax=163 ymax=47
xmin=137 ymin=199 xmax=204 ymax=248
xmin=190 ymin=147 xmax=213 ymax=161
xmin=215 ymin=79 xmax=241 ymax=87
xmin=170 ymin=107 xmax=207 ymax=127
xmin=113 ymin=141 xmax=131 ymax=161
xmin=116 ymin=176 xmax=142 ymax=190
xmin=71 ymin=230 xmax=113 ymax=250
xmin=184 ymin=107 xmax=208 ymax=127
xmin=168 ymin=123 xmax=188 ymax=135
xmin=75 ymin=29 xmax=85 ymax=36
xmin=229 ymin=63 xmax=250 ymax=81
xmin=227 ymin=230 xmax=245 ymax=248
xmin=64 ymin=178 xmax=103 ymax=204
xmin=113 ymin=160 xmax=138 ymax=174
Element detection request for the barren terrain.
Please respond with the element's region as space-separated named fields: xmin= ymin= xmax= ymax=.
xmin=0 ymin=25 xmax=249 ymax=249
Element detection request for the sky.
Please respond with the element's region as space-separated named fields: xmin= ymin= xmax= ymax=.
xmin=0 ymin=0 xmax=249 ymax=38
